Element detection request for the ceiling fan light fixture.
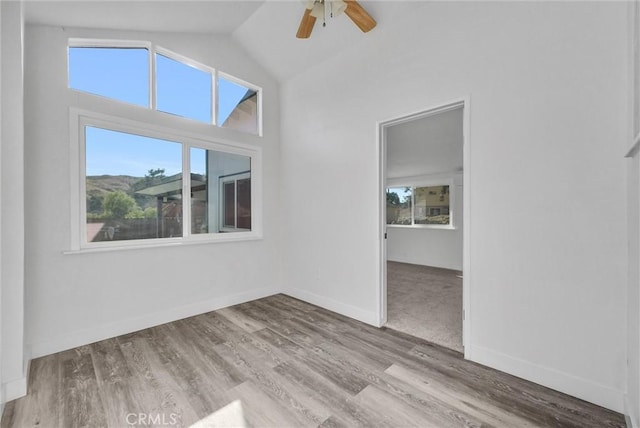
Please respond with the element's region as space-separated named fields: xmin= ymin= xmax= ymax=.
xmin=296 ymin=0 xmax=376 ymax=39
xmin=309 ymin=1 xmax=325 ymax=19
xmin=331 ymin=0 xmax=347 ymax=17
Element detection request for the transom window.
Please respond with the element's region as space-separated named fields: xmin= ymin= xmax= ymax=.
xmin=68 ymin=39 xmax=262 ymax=136
xmin=386 ymin=184 xmax=453 ymax=228
xmin=155 ymin=52 xmax=212 ymax=123
xmin=68 ymin=46 xmax=150 ymax=107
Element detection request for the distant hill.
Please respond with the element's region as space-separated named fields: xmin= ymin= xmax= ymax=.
xmin=86 ymin=175 xmax=141 ymax=198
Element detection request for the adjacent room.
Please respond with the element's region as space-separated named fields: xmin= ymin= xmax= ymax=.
xmin=1 ymin=0 xmax=639 ymax=426
xmin=384 ymin=104 xmax=464 ymax=354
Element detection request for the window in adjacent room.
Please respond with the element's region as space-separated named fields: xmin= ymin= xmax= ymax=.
xmin=386 ymin=184 xmax=452 ymax=228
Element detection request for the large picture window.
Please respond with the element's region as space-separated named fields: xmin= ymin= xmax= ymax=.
xmin=71 ymin=111 xmax=261 ymax=251
xmin=386 ymin=184 xmax=453 ymax=228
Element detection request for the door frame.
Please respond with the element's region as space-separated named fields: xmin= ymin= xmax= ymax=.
xmin=376 ymin=97 xmax=471 ymax=356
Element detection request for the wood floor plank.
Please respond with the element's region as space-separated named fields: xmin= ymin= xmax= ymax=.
xmin=0 ymin=356 xmax=61 ymax=428
xmin=149 ymin=322 xmax=238 ymax=416
xmin=384 ymin=363 xmax=537 ymax=428
xmin=216 ymin=306 xmax=266 ymax=333
xmin=408 ymin=344 xmax=622 ymax=428
xmin=213 ymin=337 xmax=331 ymax=427
xmin=267 ymin=294 xmax=321 ymax=312
xmin=1 ymin=295 xmax=626 ymax=428
xmin=254 ymin=296 xmax=320 ymax=322
xmin=197 ymin=311 xmax=253 ymax=344
xmin=284 ymin=316 xmax=396 ymax=371
xmin=351 ymin=384 xmax=462 ymax=428
xmin=58 ymin=347 xmax=107 ymax=428
xmin=117 ymin=330 xmax=201 ymax=427
xmin=90 ymin=338 xmax=144 ymax=427
xmin=227 ymin=380 xmax=319 ymax=428
xmin=172 ymin=318 xmax=247 ymax=389
xmin=272 ymin=360 xmax=382 ymax=427
xmin=267 ymin=324 xmax=487 ymax=427
xmin=255 ymin=326 xmax=372 ymax=396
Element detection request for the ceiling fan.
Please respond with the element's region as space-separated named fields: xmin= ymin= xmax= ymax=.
xmin=296 ymin=0 xmax=377 ymax=39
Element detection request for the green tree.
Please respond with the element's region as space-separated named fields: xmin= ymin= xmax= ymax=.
xmin=124 ymin=206 xmax=144 ymax=219
xmin=386 ymin=190 xmax=400 ymax=206
xmin=103 ymin=191 xmax=137 ymax=219
xmin=146 ymin=168 xmax=165 ymax=178
xmin=87 ymin=194 xmax=103 ymax=214
xmin=143 ymin=207 xmax=158 ymax=218
xmin=124 ymin=205 xmax=157 ymax=219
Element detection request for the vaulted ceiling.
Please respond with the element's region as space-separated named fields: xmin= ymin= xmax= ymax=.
xmin=23 ymin=0 xmax=423 ymax=82
xmin=23 ymin=1 xmax=265 ymax=34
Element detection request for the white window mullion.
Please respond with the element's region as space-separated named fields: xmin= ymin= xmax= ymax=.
xmin=182 ymin=144 xmax=191 ymax=238
xmin=79 ymin=125 xmax=88 ymax=247
xmin=234 ymin=180 xmax=238 ymax=228
xmin=411 ymin=187 xmax=415 ymax=226
xmin=213 ymin=70 xmax=218 ymax=126
xmin=150 ymin=46 xmax=156 ymax=110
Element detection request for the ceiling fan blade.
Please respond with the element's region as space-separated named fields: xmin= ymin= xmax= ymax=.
xmin=296 ymin=8 xmax=317 ymax=39
xmin=344 ymin=0 xmax=376 ymax=33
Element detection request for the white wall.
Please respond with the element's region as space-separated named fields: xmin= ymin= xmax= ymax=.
xmin=0 ymin=0 xmax=4 ymax=414
xmin=281 ymin=1 xmax=628 ymax=412
xmin=627 ymin=151 xmax=639 ymax=427
xmin=627 ymin=3 xmax=640 ymax=426
xmin=23 ymin=25 xmax=282 ymax=358
xmin=1 ymin=1 xmax=27 ymax=404
xmin=387 ymin=174 xmax=463 ymax=271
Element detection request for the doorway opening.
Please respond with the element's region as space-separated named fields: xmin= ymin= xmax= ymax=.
xmin=377 ymin=100 xmax=469 ymax=355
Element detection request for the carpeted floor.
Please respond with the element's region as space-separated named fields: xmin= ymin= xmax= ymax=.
xmin=386 ymin=261 xmax=463 ymax=353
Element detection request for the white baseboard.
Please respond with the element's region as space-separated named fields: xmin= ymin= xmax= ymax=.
xmin=387 ymin=257 xmax=462 ymax=272
xmin=3 ymin=375 xmax=27 ymax=402
xmin=469 ymin=344 xmax=624 ymax=414
xmin=284 ymin=287 xmax=379 ymax=326
xmin=30 ymin=287 xmax=280 ymax=359
xmin=626 ymin=394 xmax=638 ymax=428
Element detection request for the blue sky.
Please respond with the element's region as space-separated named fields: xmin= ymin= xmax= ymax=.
xmin=387 ymin=187 xmax=412 ymax=203
xmin=70 ymin=47 xmax=249 ymax=177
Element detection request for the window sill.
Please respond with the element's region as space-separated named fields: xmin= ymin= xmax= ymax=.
xmin=63 ymin=233 xmax=263 ymax=255
xmin=387 ymin=224 xmax=456 ymax=230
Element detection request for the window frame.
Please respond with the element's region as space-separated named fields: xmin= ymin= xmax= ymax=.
xmin=68 ymin=39 xmax=154 ymax=109
xmin=217 ymin=71 xmax=263 ymax=137
xmin=219 ymin=172 xmax=251 ymax=232
xmin=68 ymin=39 xmax=263 ymax=136
xmin=154 ymin=45 xmax=216 ymax=125
xmin=68 ymin=108 xmax=263 ymax=253
xmin=386 ymin=178 xmax=456 ymax=230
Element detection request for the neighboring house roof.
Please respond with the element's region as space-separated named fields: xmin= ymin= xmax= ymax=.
xmin=134 ymin=173 xmax=206 ymax=198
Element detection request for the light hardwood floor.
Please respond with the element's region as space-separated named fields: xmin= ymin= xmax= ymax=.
xmin=1 ymin=294 xmax=625 ymax=428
